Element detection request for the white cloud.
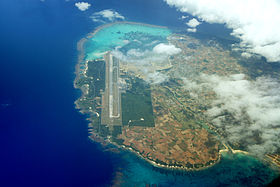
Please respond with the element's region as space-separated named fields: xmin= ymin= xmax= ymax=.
xmin=204 ymin=74 xmax=280 ymax=125
xmin=126 ymin=49 xmax=143 ymax=57
xmin=91 ymin=9 xmax=125 ymax=22
xmin=241 ymin=52 xmax=252 ymax=58
xmin=164 ymin=0 xmax=280 ymax=62
xmin=112 ymin=48 xmax=153 ymax=64
xmin=186 ymin=18 xmax=200 ymax=28
xmin=153 ymin=43 xmax=181 ymax=55
xmin=180 ymin=15 xmax=189 ymax=20
xmin=185 ymin=74 xmax=280 ymax=156
xmin=112 ymin=48 xmax=170 ymax=84
xmin=75 ymin=2 xmax=91 ymax=11
xmin=112 ymin=44 xmax=181 ymax=65
xmin=147 ymin=72 xmax=169 ymax=84
xmin=112 ymin=47 xmax=170 ymax=66
xmin=187 ymin=28 xmax=197 ymax=33
xmin=111 ymin=43 xmax=176 ymax=84
xmin=184 ymin=18 xmax=200 ymax=33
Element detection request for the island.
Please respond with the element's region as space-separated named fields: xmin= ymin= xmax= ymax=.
xmin=74 ymin=22 xmax=280 ymax=171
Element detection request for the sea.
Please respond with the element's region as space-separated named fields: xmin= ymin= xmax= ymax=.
xmin=0 ymin=0 xmax=278 ymax=186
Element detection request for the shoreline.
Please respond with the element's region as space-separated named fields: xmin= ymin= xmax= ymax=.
xmin=88 ymin=128 xmax=280 ymax=173
xmin=74 ymin=37 xmax=87 ymax=89
xmin=86 ymin=21 xmax=169 ymax=39
xmin=118 ymin=142 xmax=252 ymax=172
xmin=87 ymin=132 xmax=222 ymax=172
xmin=118 ymin=143 xmax=222 ymax=172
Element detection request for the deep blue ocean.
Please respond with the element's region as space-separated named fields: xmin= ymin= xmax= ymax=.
xmin=0 ymin=0 xmax=278 ymax=186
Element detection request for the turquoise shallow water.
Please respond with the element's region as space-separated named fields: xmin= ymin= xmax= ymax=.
xmin=84 ymin=23 xmax=171 ymax=60
xmin=83 ymin=23 xmax=279 ymax=186
xmin=116 ymin=151 xmax=278 ymax=186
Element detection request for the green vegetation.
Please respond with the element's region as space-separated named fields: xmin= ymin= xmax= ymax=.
xmin=112 ymin=126 xmax=124 ymax=143
xmin=121 ymin=76 xmax=155 ymax=127
xmin=75 ymin=60 xmax=106 ymax=133
xmin=87 ymin=60 xmax=105 ymax=98
xmin=99 ymin=125 xmax=109 ymax=137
